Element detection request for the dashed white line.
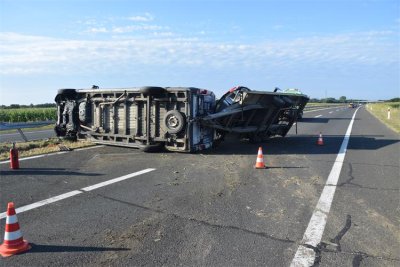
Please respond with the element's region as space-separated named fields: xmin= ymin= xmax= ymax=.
xmin=290 ymin=107 xmax=360 ymax=266
xmin=6 ymin=191 xmax=83 ymax=219
xmin=314 ymin=115 xmax=322 ymax=118
xmin=303 ymin=106 xmax=344 ymax=114
xmin=0 ymin=168 xmax=156 ymax=219
xmin=81 ymin=168 xmax=155 ymax=192
xmin=329 ymin=111 xmax=333 ymax=114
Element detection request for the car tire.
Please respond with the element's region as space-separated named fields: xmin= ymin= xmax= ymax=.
xmin=163 ymin=110 xmax=185 ymax=134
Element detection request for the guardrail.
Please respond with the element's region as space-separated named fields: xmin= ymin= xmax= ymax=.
xmin=304 ymin=104 xmax=346 ymax=110
xmin=0 ymin=121 xmax=55 ymax=142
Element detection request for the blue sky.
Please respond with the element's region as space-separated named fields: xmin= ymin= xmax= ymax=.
xmin=0 ymin=0 xmax=399 ymax=105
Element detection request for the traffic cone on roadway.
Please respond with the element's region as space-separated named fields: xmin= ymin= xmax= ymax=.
xmin=0 ymin=202 xmax=31 ymax=257
xmin=254 ymin=147 xmax=266 ymax=169
xmin=317 ymin=132 xmax=324 ymax=146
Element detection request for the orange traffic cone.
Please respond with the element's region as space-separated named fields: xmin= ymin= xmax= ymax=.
xmin=317 ymin=132 xmax=324 ymax=146
xmin=254 ymin=147 xmax=266 ymax=169
xmin=0 ymin=202 xmax=31 ymax=257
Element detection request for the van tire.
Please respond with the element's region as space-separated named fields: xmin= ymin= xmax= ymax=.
xmin=163 ymin=110 xmax=185 ymax=134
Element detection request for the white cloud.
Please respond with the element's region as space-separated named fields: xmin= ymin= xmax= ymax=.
xmin=0 ymin=30 xmax=397 ymax=75
xmin=127 ymin=13 xmax=154 ymax=22
xmin=87 ymin=27 xmax=108 ymax=33
xmin=112 ymin=24 xmax=168 ymax=33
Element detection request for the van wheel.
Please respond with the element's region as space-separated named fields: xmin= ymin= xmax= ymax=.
xmin=163 ymin=110 xmax=185 ymax=134
xmin=140 ymin=86 xmax=166 ymax=95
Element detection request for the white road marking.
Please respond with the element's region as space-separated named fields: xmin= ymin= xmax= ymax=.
xmin=329 ymin=111 xmax=333 ymax=114
xmin=314 ymin=115 xmax=322 ymax=118
xmin=0 ymin=145 xmax=104 ymax=164
xmin=81 ymin=168 xmax=155 ymax=191
xmin=0 ymin=190 xmax=82 ymax=219
xmin=303 ymin=106 xmax=344 ymax=113
xmin=0 ymin=168 xmax=156 ymax=219
xmin=0 ymin=152 xmax=69 ymax=164
xmin=291 ymin=107 xmax=360 ymax=266
xmin=73 ymin=145 xmax=105 ymax=152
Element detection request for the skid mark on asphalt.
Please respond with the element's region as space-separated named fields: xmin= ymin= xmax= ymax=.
xmin=96 ymin=193 xmax=296 ymax=244
xmin=0 ymin=168 xmax=155 ymax=219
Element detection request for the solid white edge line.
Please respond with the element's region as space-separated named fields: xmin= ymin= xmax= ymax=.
xmin=0 ymin=145 xmax=104 ymax=164
xmin=81 ymin=168 xmax=156 ymax=191
xmin=73 ymin=145 xmax=105 ymax=152
xmin=0 ymin=152 xmax=69 ymax=164
xmin=314 ymin=115 xmax=322 ymax=118
xmin=0 ymin=168 xmax=156 ymax=220
xmin=290 ymin=107 xmax=360 ymax=267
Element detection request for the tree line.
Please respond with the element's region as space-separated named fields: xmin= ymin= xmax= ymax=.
xmin=0 ymin=103 xmax=56 ymax=109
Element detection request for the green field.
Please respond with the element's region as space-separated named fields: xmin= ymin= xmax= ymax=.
xmin=366 ymin=102 xmax=400 ymax=133
xmin=0 ymin=107 xmax=57 ymax=122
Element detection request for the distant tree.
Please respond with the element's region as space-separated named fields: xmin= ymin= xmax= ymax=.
xmin=9 ymin=104 xmax=20 ymax=109
xmin=386 ymin=97 xmax=400 ymax=102
xmin=339 ymin=96 xmax=347 ymax=103
xmin=36 ymin=103 xmax=56 ymax=108
xmin=322 ymin=97 xmax=337 ymax=103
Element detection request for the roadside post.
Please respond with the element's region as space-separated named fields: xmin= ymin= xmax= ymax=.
xmin=387 ymin=108 xmax=391 ymax=120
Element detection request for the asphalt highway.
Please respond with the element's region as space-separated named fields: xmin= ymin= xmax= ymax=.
xmin=0 ymin=129 xmax=55 ymax=143
xmin=0 ymin=106 xmax=398 ymax=266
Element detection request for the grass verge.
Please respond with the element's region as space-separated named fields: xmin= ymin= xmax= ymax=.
xmin=366 ymin=102 xmax=400 ymax=134
xmin=0 ymin=139 xmax=95 ymax=161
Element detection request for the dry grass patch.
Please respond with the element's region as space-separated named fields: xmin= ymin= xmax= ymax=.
xmin=0 ymin=139 xmax=95 ymax=160
xmin=366 ymin=102 xmax=400 ymax=133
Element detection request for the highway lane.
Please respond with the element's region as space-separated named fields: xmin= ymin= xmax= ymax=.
xmin=0 ymin=106 xmax=398 ymax=266
xmin=316 ymin=108 xmax=400 ymax=266
xmin=0 ymin=129 xmax=55 ymax=143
